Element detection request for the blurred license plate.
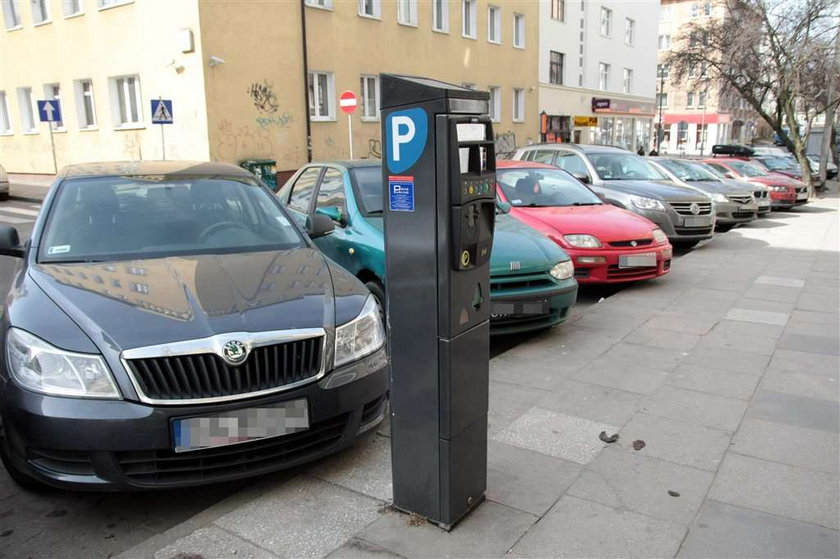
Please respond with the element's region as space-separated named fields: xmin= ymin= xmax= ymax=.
xmin=683 ymin=216 xmax=711 ymax=227
xmin=491 ymin=300 xmax=548 ymax=318
xmin=173 ymin=399 xmax=309 ymax=453
xmin=758 ymin=200 xmax=771 ymax=207
xmin=619 ymin=253 xmax=656 ymax=268
xmin=797 ymin=193 xmax=808 ymax=200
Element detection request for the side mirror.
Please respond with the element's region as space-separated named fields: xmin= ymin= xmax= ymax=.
xmin=573 ymin=172 xmax=590 ymax=184
xmin=724 ymin=172 xmax=734 ymax=179
xmin=495 ymin=200 xmax=512 ymax=214
xmin=306 ymin=213 xmax=335 ymax=239
xmin=315 ymin=206 xmax=346 ymax=226
xmin=0 ymin=226 xmax=24 ymax=258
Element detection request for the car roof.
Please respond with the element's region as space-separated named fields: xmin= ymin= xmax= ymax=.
xmin=519 ymin=143 xmax=628 ymax=154
xmin=306 ymin=160 xmax=381 ymax=169
xmin=57 ymin=160 xmax=254 ymax=180
xmin=497 ymin=159 xmax=556 ymax=170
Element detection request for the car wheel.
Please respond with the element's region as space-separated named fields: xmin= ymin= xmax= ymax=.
xmin=364 ymin=280 xmax=386 ymax=322
xmin=715 ymin=224 xmax=735 ymax=233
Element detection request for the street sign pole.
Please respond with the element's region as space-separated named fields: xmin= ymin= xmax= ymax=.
xmin=37 ymin=100 xmax=61 ymax=173
xmin=339 ymin=90 xmax=359 ymax=160
xmin=159 ymin=97 xmax=166 ymax=161
xmin=48 ymin=123 xmax=57 ymax=174
xmin=348 ymin=113 xmax=354 ymax=159
xmin=150 ymin=98 xmax=173 ymax=160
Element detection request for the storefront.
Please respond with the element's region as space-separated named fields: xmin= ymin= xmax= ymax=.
xmin=590 ymin=97 xmax=657 ymax=152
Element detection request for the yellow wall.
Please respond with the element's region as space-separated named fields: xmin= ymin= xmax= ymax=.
xmin=0 ymin=0 xmax=210 ymax=174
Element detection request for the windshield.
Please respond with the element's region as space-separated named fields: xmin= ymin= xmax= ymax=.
xmin=696 ymin=162 xmax=727 ymax=178
xmin=351 ymin=166 xmax=383 ymax=214
xmin=588 ymin=153 xmax=667 ymax=181
xmin=498 ymin=168 xmax=602 ymax=207
xmin=758 ymin=156 xmax=797 ymax=171
xmin=40 ymin=176 xmax=304 ymax=263
xmin=728 ymin=160 xmax=769 ymax=177
xmin=657 ymin=159 xmax=720 ymax=182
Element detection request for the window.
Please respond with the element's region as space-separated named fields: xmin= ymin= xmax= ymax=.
xmin=358 ymin=0 xmax=380 ymax=18
xmin=462 ymin=0 xmax=476 ymax=38
xmin=0 ymin=91 xmax=11 ymax=133
xmin=687 ymin=91 xmax=695 ymax=107
xmin=703 ymin=1 xmax=711 ymax=16
xmin=99 ymin=0 xmax=133 ymax=8
xmin=622 ymin=68 xmax=633 ymax=94
xmin=43 ymin=83 xmax=64 ymax=130
xmin=63 ymin=0 xmax=83 ymax=17
xmin=75 ymin=79 xmax=97 ymax=128
xmin=555 ymin=152 xmax=589 ymax=177
xmin=432 ymin=0 xmax=448 ymax=32
xmin=656 ymin=93 xmax=668 ymax=108
xmin=512 ymin=88 xmax=524 ymax=122
xmin=305 ymin=0 xmax=332 ymax=7
xmin=550 ymin=0 xmax=564 ymax=21
xmin=660 ymin=6 xmax=671 ymax=20
xmin=487 ymin=5 xmax=500 ymax=43
xmin=600 ymin=7 xmax=612 ymax=37
xmin=698 ymin=90 xmax=707 ymax=108
xmin=625 ymin=18 xmax=634 ymax=45
xmin=360 ymin=75 xmax=379 ymax=120
xmin=288 ymin=168 xmax=321 ymax=213
xmin=677 ymin=122 xmax=689 ymax=146
xmin=30 ymin=0 xmax=50 ymax=23
xmin=657 ymin=63 xmax=670 ymax=79
xmin=695 ymin=123 xmax=708 ymax=145
xmin=109 ymin=75 xmax=142 ymax=127
xmin=549 ymin=51 xmax=564 ymax=85
xmin=658 ymin=34 xmax=671 ymax=50
xmin=599 ymin=63 xmax=610 ymax=90
xmin=17 ymin=88 xmax=36 ymax=133
xmin=690 ymin=3 xmax=699 ymax=17
xmin=397 ymin=0 xmax=417 ymax=25
xmin=2 ymin=0 xmax=21 ymax=28
xmin=315 ymin=168 xmax=347 ymax=222
xmin=308 ymin=71 xmax=334 ymax=120
xmin=513 ymin=13 xmax=524 ymax=48
xmin=488 ymin=86 xmax=500 ymax=122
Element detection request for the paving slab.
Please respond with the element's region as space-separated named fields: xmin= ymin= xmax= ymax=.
xmin=622 ymin=326 xmax=701 ymax=352
xmin=213 ymin=476 xmax=384 ymax=558
xmin=760 ymin=367 xmax=839 ymax=401
xmin=641 ymin=385 xmax=748 ymax=432
xmin=742 ymin=285 xmax=802 ymax=303
xmin=731 ymin=417 xmax=839 ymax=474
xmin=683 ymin=346 xmax=771 ymax=375
xmin=153 ymin=526 xmax=277 ymax=559
xmin=487 ymin=380 xmax=551 ymax=436
xmin=325 ymin=538 xmax=404 ymax=558
xmin=789 ymin=310 xmax=839 ymax=325
xmin=616 ymin=413 xmax=731 ymax=471
xmin=797 ymin=292 xmax=840 ymax=312
xmin=754 ymin=275 xmax=806 ymax=288
xmin=678 ymin=500 xmax=840 ymax=559
xmin=509 ymin=495 xmax=686 ymax=559
xmin=486 ymin=440 xmax=582 ymax=517
xmin=693 ymin=329 xmax=778 ymax=356
xmin=537 ymin=379 xmax=643 ymax=426
xmin=490 ymin=354 xmax=571 ymax=392
xmin=492 ymin=407 xmax=616 ymax=465
xmin=571 ymin=361 xmax=671 ymax=395
xmin=784 ymin=319 xmax=840 ymax=338
xmin=567 ymin=448 xmax=714 ymax=524
xmin=709 ymin=453 xmax=839 ymax=529
xmin=724 ymin=307 xmax=790 ymax=326
xmin=667 ymin=363 xmax=760 ymax=400
xmin=729 ymin=296 xmax=796 ymax=314
xmin=768 ymin=348 xmax=840 ymax=376
xmin=708 ymin=318 xmax=785 ymax=339
xmin=746 ymin=390 xmax=840 ymax=433
xmin=309 ymin=433 xmax=392 ymax=501
xmin=642 ymin=310 xmax=722 ymax=335
xmin=357 ymin=501 xmax=537 ymax=559
xmin=777 ymin=332 xmax=840 ymax=356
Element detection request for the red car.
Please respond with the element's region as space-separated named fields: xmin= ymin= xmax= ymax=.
xmin=703 ymin=158 xmax=808 ymax=209
xmin=496 ymin=160 xmax=672 ymax=284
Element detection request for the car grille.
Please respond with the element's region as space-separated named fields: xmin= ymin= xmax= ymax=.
xmin=125 ymin=337 xmax=324 ymax=402
xmin=491 ymin=272 xmax=555 ymax=293
xmin=116 ymin=413 xmax=349 ymax=486
xmin=668 ymin=201 xmax=713 ymax=216
xmin=608 ymin=239 xmax=653 ymax=248
xmin=726 ymin=195 xmax=753 ymax=204
xmin=674 ymin=226 xmax=714 ymax=236
xmin=490 ymin=307 xmax=570 ymax=332
xmin=606 ymin=265 xmax=661 ymax=280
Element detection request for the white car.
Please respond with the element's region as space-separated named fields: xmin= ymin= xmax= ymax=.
xmin=0 ymin=164 xmax=9 ymax=200
xmin=807 ymin=154 xmax=838 ymax=179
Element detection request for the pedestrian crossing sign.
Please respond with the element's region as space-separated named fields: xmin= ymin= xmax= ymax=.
xmin=151 ymin=99 xmax=173 ymax=124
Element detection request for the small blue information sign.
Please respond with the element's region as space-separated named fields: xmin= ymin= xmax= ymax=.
xmin=388 ymin=176 xmax=415 ymax=212
xmin=37 ymin=100 xmax=62 ymax=123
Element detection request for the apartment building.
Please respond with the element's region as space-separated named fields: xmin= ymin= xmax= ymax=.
xmin=0 ymin=0 xmax=538 ymax=174
xmin=656 ymin=0 xmax=760 ymax=154
xmin=537 ymin=0 xmax=658 ymax=152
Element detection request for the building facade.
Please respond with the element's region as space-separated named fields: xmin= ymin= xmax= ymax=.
xmin=537 ymin=0 xmax=658 ymax=152
xmin=0 ymin=0 xmax=538 ymax=174
xmin=656 ymin=0 xmax=760 ymax=155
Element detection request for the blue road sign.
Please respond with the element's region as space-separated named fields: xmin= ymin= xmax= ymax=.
xmin=37 ymin=100 xmax=62 ymax=123
xmin=151 ymin=99 xmax=173 ymax=124
xmin=385 ymin=107 xmax=428 ymax=174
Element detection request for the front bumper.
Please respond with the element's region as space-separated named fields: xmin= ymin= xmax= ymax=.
xmin=490 ymin=278 xmax=578 ymax=335
xmin=715 ymin=201 xmax=758 ymax=225
xmin=569 ymin=243 xmax=672 ymax=284
xmin=632 ymin=207 xmax=715 ymax=243
xmin=0 ymin=348 xmax=389 ymax=490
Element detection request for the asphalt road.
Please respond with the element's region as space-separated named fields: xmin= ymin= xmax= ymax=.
xmin=0 ymin=183 xmax=632 ymax=558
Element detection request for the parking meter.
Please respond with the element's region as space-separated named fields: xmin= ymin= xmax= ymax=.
xmin=381 ymin=74 xmax=495 ymax=528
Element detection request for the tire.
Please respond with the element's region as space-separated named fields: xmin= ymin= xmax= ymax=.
xmin=673 ymin=240 xmax=700 ymax=249
xmin=715 ymin=224 xmax=735 ymax=233
xmin=364 ymin=280 xmax=386 ymax=321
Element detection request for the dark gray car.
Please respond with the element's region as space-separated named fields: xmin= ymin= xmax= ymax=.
xmin=512 ymin=144 xmax=715 ymax=247
xmin=0 ymin=161 xmax=389 ymax=490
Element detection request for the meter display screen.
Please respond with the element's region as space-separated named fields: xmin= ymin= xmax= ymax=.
xmin=456 ymin=123 xmax=486 ymax=142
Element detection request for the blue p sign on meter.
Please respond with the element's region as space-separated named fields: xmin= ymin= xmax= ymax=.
xmin=385 ymin=108 xmax=428 ymax=174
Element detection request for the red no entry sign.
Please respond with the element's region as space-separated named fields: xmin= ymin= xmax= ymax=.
xmin=339 ymin=90 xmax=358 ymax=114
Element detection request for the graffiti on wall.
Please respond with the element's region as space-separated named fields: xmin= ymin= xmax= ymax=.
xmin=247 ymin=80 xmax=280 ymax=114
xmin=367 ymin=138 xmax=381 ymax=159
xmin=213 ymin=119 xmax=275 ymax=161
xmin=494 ymin=131 xmax=516 ymax=158
xmin=255 ymin=113 xmax=294 ymax=129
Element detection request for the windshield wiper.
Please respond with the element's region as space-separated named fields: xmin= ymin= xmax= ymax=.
xmin=570 ymin=202 xmax=600 ymax=206
xmin=366 ymin=209 xmax=383 ymax=215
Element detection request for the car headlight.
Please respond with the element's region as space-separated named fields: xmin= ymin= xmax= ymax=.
xmin=334 ymin=296 xmax=385 ymax=368
xmin=710 ymin=193 xmax=728 ymax=203
xmin=563 ymin=234 xmax=602 ymax=248
xmin=549 ymin=260 xmax=574 ymax=280
xmin=630 ymin=196 xmax=665 ymax=211
xmin=652 ymin=228 xmax=669 ymax=244
xmin=6 ymin=328 xmax=119 ymax=399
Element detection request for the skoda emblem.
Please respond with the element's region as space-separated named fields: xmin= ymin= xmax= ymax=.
xmin=630 ymin=240 xmax=638 ymax=247
xmin=222 ymin=340 xmax=248 ymax=365
xmin=689 ymin=203 xmax=701 ymax=215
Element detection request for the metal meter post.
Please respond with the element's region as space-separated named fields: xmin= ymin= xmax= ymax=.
xmin=380 ymin=74 xmax=496 ymax=529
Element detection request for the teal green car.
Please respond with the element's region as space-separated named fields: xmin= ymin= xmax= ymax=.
xmin=276 ymin=161 xmax=578 ymax=335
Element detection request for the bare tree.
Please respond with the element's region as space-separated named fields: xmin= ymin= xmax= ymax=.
xmin=666 ymin=0 xmax=840 ymax=191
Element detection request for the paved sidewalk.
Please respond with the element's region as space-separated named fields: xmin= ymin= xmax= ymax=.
xmin=7 ymin=173 xmax=54 ymax=202
xmin=121 ymin=191 xmax=840 ymax=559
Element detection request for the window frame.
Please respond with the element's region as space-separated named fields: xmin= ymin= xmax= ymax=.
xmin=43 ymin=83 xmax=65 ymax=131
xmin=432 ymin=0 xmax=449 ymax=32
xmin=625 ymin=18 xmax=635 ymax=46
xmin=31 ymin=0 xmax=51 ymax=25
xmin=512 ymin=88 xmax=524 ymax=122
xmin=512 ymin=12 xmax=525 ymax=48
xmin=687 ymin=91 xmax=695 ymax=107
xmin=600 ymin=6 xmax=612 ymax=37
xmin=397 ymin=0 xmax=417 ymax=26
xmin=63 ymin=0 xmax=84 ymax=17
xmin=75 ymin=78 xmax=98 ymax=129
xmin=487 ymin=4 xmax=500 ymax=44
xmin=2 ymin=0 xmax=22 ymax=29
xmin=622 ymin=68 xmax=633 ymax=94
xmin=304 ymin=0 xmax=333 ymax=8
xmin=550 ymin=0 xmax=564 ymax=21
xmin=549 ymin=51 xmax=564 ymax=85
xmin=658 ymin=34 xmax=671 ymax=50
xmin=462 ymin=0 xmax=476 ymax=39
xmin=656 ymin=92 xmax=669 ymax=108
xmin=358 ymin=0 xmax=381 ymax=19
xmin=488 ymin=86 xmax=501 ymax=123
xmin=0 ymin=90 xmax=12 ymax=134
xmin=98 ymin=0 xmax=134 ymax=10
xmin=308 ymin=71 xmax=335 ymax=121
xmin=599 ymin=62 xmax=610 ymax=91
xmin=109 ymin=74 xmax=143 ymax=129
xmin=17 ymin=87 xmax=37 ymax=134
xmin=360 ymin=74 xmax=380 ymax=121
